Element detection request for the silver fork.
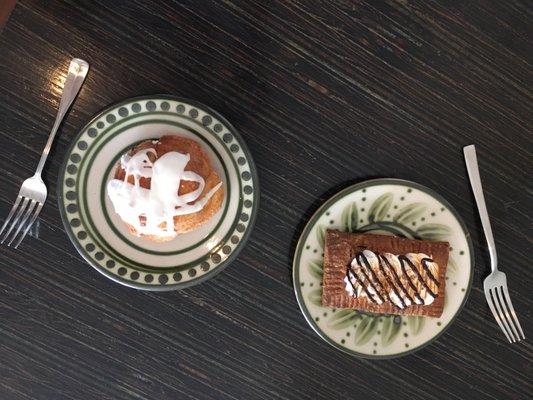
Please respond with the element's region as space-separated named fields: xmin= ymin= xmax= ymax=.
xmin=0 ymin=58 xmax=89 ymax=248
xmin=464 ymin=145 xmax=525 ymax=343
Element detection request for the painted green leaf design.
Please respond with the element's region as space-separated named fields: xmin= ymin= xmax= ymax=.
xmin=327 ymin=310 xmax=360 ymax=329
xmin=368 ymin=193 xmax=393 ymax=223
xmin=407 ymin=316 xmax=425 ymax=335
xmin=308 ymin=260 xmax=323 ymax=279
xmin=341 ymin=202 xmax=358 ymax=232
xmin=393 ymin=203 xmax=427 ymax=225
xmin=381 ymin=316 xmax=402 ymax=346
xmin=358 ymin=221 xmax=416 ymax=239
xmin=316 ymin=225 xmax=326 ymax=248
xmin=416 ymin=223 xmax=451 ymax=241
xmin=447 ymin=257 xmax=457 ymax=274
xmin=354 ymin=316 xmax=379 ymax=345
xmin=308 ymin=289 xmax=323 ymax=306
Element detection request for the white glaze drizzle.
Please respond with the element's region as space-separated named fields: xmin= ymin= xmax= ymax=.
xmin=344 ymin=250 xmax=439 ymax=308
xmin=107 ymin=148 xmax=222 ymax=238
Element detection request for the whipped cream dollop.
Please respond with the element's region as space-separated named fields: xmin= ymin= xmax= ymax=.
xmin=344 ymin=250 xmax=439 ymax=309
xmin=107 ymin=148 xmax=222 ymax=238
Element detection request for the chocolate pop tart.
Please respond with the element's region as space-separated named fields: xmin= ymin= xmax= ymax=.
xmin=322 ymin=230 xmax=449 ymax=317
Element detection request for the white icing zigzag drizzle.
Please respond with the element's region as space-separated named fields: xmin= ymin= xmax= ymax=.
xmin=107 ymin=148 xmax=222 ymax=238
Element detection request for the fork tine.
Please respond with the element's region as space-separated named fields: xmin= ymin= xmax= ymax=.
xmin=488 ymin=288 xmax=514 ymax=342
xmin=7 ymin=199 xmax=37 ymax=246
xmin=0 ymin=197 xmax=29 ymax=244
xmin=494 ymin=286 xmax=520 ymax=342
xmin=500 ymin=286 xmax=525 ymax=340
xmin=13 ymin=202 xmax=43 ymax=249
xmin=0 ymin=195 xmax=23 ymax=236
xmin=495 ymin=287 xmax=520 ymax=341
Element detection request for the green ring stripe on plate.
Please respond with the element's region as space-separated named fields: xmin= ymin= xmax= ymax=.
xmin=99 ymin=140 xmax=229 ymax=255
xmin=78 ymin=120 xmax=238 ymax=269
xmin=96 ymin=128 xmax=231 ymax=256
xmin=75 ymin=121 xmax=242 ymax=271
xmin=77 ymin=111 xmax=237 ymax=175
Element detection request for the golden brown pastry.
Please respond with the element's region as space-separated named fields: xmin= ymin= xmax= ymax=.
xmin=322 ymin=230 xmax=449 ymax=317
xmin=106 ymin=135 xmax=224 ymax=241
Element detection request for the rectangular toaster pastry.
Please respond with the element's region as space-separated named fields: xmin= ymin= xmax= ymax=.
xmin=321 ymin=230 xmax=449 ymax=317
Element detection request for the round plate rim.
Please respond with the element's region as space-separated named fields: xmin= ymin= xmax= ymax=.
xmin=292 ymin=178 xmax=474 ymax=359
xmin=57 ymin=94 xmax=260 ymax=291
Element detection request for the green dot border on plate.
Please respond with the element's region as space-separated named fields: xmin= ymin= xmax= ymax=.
xmin=293 ymin=178 xmax=474 ymax=359
xmin=58 ymin=95 xmax=259 ymax=291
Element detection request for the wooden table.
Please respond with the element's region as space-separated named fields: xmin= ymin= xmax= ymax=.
xmin=0 ymin=1 xmax=531 ymax=399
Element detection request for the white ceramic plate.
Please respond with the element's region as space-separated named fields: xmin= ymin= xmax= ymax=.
xmin=58 ymin=96 xmax=258 ymax=290
xmin=293 ymin=179 xmax=473 ymax=358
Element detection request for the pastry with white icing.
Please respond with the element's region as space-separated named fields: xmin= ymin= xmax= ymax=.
xmin=106 ymin=135 xmax=224 ymax=241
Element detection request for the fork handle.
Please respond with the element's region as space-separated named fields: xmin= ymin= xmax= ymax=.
xmin=464 ymin=145 xmax=498 ymax=272
xmin=34 ymin=58 xmax=89 ymax=177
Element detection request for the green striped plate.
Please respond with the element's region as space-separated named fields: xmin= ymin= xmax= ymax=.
xmin=58 ymin=96 xmax=258 ymax=290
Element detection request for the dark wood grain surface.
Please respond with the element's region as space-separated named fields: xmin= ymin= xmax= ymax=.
xmin=0 ymin=1 xmax=531 ymax=399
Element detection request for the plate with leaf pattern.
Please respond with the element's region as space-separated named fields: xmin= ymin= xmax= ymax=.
xmin=58 ymin=96 xmax=258 ymax=290
xmin=293 ymin=178 xmax=473 ymax=358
